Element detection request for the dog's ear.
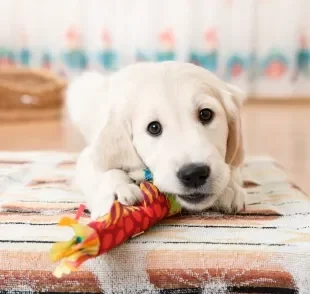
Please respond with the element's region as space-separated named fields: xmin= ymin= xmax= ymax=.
xmin=222 ymin=84 xmax=246 ymax=168
xmin=90 ymin=118 xmax=144 ymax=172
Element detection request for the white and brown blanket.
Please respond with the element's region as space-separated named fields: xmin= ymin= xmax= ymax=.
xmin=0 ymin=152 xmax=309 ymax=293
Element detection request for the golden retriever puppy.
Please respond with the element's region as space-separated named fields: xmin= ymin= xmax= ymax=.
xmin=67 ymin=62 xmax=246 ymax=219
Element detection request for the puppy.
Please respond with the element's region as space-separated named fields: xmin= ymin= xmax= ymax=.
xmin=67 ymin=62 xmax=246 ymax=219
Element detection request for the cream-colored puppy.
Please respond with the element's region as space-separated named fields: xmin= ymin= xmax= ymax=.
xmin=67 ymin=62 xmax=246 ymax=219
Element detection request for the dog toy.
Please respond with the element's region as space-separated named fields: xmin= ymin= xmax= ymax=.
xmin=50 ymin=170 xmax=181 ymax=278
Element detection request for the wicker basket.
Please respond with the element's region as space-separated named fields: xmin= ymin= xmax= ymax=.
xmin=0 ymin=67 xmax=67 ymax=121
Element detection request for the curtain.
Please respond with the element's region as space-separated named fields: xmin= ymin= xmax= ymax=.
xmin=1 ymin=0 xmax=310 ymax=97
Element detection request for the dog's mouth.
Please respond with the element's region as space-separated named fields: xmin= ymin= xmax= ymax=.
xmin=177 ymin=193 xmax=211 ymax=204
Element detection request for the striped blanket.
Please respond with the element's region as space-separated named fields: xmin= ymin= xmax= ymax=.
xmin=0 ymin=152 xmax=309 ymax=293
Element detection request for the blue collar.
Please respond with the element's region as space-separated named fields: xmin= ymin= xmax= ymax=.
xmin=143 ymin=168 xmax=153 ymax=182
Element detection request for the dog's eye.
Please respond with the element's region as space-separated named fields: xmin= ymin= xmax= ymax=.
xmin=199 ymin=108 xmax=214 ymax=124
xmin=147 ymin=121 xmax=162 ymax=136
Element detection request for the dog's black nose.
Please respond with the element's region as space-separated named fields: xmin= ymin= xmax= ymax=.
xmin=177 ymin=164 xmax=210 ymax=188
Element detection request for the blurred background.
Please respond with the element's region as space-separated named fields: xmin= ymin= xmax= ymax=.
xmin=0 ymin=0 xmax=309 ymax=193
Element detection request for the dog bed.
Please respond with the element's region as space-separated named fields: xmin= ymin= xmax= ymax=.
xmin=0 ymin=152 xmax=309 ymax=293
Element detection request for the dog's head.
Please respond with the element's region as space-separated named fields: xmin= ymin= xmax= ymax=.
xmin=92 ymin=62 xmax=245 ymax=210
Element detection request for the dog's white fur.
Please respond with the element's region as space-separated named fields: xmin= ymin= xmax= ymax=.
xmin=67 ymin=62 xmax=246 ymax=219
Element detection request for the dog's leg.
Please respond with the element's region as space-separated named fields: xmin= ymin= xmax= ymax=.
xmin=75 ymin=147 xmax=143 ymax=219
xmin=213 ymin=168 xmax=246 ymax=214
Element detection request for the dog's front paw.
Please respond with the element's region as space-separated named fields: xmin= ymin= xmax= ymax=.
xmin=89 ymin=183 xmax=143 ymax=220
xmin=115 ymin=183 xmax=143 ymax=206
xmin=90 ymin=189 xmax=115 ymax=220
xmin=214 ymin=184 xmax=246 ymax=214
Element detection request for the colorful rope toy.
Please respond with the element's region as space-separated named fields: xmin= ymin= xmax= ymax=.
xmin=50 ymin=169 xmax=181 ymax=278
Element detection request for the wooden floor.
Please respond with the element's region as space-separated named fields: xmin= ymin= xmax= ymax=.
xmin=1 ymin=102 xmax=309 ymax=195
